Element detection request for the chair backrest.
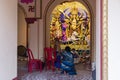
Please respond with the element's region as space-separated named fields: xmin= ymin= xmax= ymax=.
xmin=27 ymin=48 xmax=34 ymax=60
xmin=44 ymin=47 xmax=56 ymax=60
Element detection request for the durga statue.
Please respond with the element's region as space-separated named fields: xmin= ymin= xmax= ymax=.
xmin=50 ymin=1 xmax=90 ymax=47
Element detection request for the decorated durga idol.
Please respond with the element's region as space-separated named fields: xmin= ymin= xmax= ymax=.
xmin=50 ymin=1 xmax=90 ymax=50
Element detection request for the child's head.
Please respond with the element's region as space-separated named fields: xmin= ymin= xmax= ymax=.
xmin=71 ymin=48 xmax=75 ymax=51
xmin=54 ymin=37 xmax=59 ymax=42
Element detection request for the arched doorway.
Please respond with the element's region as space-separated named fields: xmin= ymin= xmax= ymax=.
xmin=44 ymin=0 xmax=95 ymax=79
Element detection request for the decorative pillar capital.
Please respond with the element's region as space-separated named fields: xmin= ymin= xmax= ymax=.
xmin=25 ymin=18 xmax=37 ymax=24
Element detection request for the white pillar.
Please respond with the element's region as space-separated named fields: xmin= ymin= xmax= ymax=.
xmin=96 ymin=0 xmax=101 ymax=80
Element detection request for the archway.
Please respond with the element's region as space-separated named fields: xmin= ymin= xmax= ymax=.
xmin=44 ymin=0 xmax=95 ymax=79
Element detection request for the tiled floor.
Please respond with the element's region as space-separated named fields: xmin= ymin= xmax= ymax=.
xmin=18 ymin=61 xmax=93 ymax=80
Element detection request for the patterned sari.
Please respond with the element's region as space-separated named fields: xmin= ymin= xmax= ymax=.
xmin=61 ymin=51 xmax=77 ymax=75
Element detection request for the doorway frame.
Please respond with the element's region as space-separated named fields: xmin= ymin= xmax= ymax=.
xmin=43 ymin=0 xmax=108 ymax=80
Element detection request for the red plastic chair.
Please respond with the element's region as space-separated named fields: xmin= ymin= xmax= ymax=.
xmin=27 ymin=48 xmax=42 ymax=72
xmin=44 ymin=47 xmax=56 ymax=71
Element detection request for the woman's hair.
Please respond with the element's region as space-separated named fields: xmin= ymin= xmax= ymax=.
xmin=65 ymin=46 xmax=71 ymax=52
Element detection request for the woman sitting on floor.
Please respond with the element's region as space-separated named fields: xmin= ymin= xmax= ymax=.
xmin=61 ymin=46 xmax=77 ymax=75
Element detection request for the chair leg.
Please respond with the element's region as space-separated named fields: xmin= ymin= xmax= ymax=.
xmin=36 ymin=61 xmax=39 ymax=69
xmin=40 ymin=61 xmax=42 ymax=72
xmin=52 ymin=60 xmax=55 ymax=71
xmin=47 ymin=61 xmax=50 ymax=70
xmin=45 ymin=60 xmax=48 ymax=70
xmin=28 ymin=62 xmax=32 ymax=72
xmin=46 ymin=61 xmax=49 ymax=70
xmin=45 ymin=60 xmax=55 ymax=71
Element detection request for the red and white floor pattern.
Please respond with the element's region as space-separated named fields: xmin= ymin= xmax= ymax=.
xmin=21 ymin=70 xmax=92 ymax=80
xmin=18 ymin=61 xmax=93 ymax=80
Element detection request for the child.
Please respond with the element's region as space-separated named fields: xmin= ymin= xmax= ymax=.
xmin=71 ymin=48 xmax=79 ymax=63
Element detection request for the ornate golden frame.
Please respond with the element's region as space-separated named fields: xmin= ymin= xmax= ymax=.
xmin=102 ymin=0 xmax=108 ymax=80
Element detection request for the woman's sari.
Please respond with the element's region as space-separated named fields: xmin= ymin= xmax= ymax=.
xmin=61 ymin=51 xmax=77 ymax=75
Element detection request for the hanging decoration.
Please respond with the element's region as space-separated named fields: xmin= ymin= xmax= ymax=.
xmin=19 ymin=0 xmax=42 ymax=18
xmin=20 ymin=0 xmax=34 ymax=4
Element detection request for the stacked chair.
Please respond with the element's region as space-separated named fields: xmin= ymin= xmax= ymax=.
xmin=27 ymin=48 xmax=42 ymax=72
xmin=44 ymin=47 xmax=56 ymax=71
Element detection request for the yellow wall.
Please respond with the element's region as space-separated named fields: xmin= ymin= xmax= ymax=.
xmin=18 ymin=6 xmax=27 ymax=47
